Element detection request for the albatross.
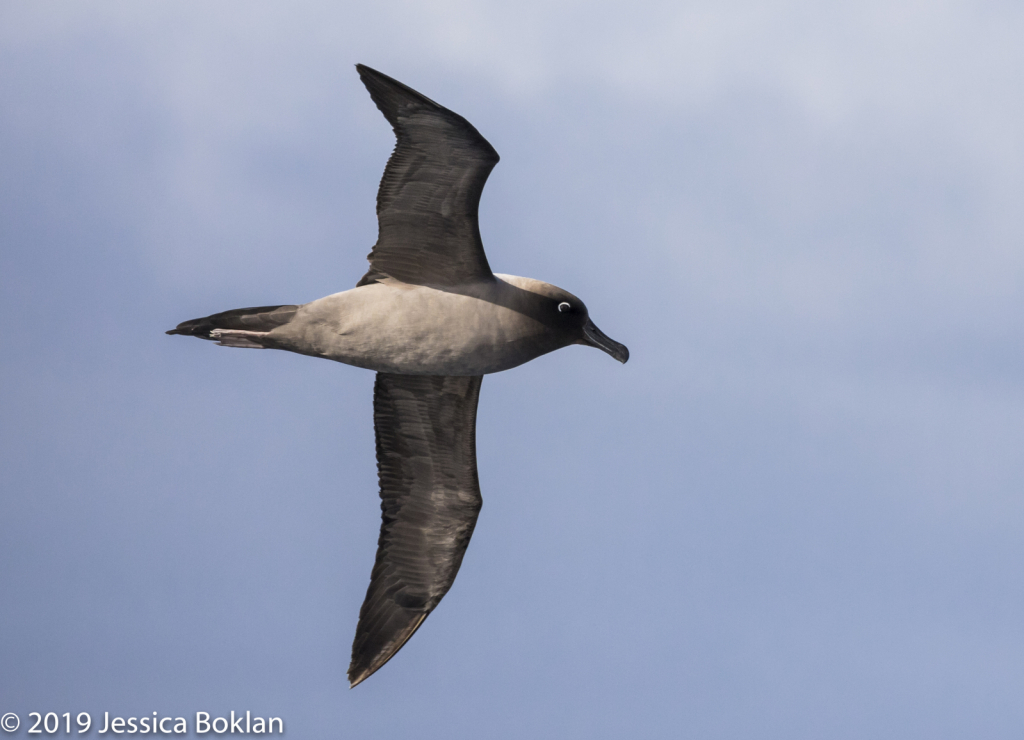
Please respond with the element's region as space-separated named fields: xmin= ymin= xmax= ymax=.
xmin=167 ymin=64 xmax=629 ymax=687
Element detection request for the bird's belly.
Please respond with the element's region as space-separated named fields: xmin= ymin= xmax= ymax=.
xmin=271 ymin=283 xmax=550 ymax=376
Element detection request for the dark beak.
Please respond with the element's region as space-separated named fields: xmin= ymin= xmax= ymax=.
xmin=580 ymin=318 xmax=629 ymax=363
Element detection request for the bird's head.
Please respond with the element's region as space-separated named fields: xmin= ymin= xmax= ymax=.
xmin=505 ymin=277 xmax=629 ymax=364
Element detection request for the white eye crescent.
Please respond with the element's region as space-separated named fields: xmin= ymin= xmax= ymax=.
xmin=558 ymin=302 xmax=571 ymax=313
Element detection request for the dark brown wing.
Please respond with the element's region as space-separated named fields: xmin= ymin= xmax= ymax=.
xmin=355 ymin=64 xmax=498 ymax=287
xmin=348 ymin=373 xmax=484 ymax=687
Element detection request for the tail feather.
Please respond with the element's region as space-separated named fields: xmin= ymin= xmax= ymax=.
xmin=166 ymin=305 xmax=298 ymax=343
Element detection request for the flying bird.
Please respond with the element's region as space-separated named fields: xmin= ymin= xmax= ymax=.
xmin=167 ymin=64 xmax=628 ymax=687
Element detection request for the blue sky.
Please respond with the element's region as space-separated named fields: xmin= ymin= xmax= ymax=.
xmin=2 ymin=2 xmax=1024 ymax=738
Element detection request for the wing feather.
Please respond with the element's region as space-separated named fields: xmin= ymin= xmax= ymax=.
xmin=348 ymin=373 xmax=484 ymax=687
xmin=355 ymin=65 xmax=498 ymax=287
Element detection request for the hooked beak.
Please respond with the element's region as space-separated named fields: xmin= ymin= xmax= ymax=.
xmin=580 ymin=318 xmax=629 ymax=364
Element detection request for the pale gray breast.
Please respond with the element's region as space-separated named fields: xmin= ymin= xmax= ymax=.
xmin=268 ymin=278 xmax=568 ymax=376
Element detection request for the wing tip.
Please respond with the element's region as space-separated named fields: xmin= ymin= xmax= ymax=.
xmin=355 ymin=63 xmax=442 ymax=122
xmin=346 ymin=611 xmax=429 ymax=688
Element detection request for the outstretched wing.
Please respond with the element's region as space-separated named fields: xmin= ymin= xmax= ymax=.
xmin=355 ymin=64 xmax=498 ymax=287
xmin=348 ymin=373 xmax=484 ymax=687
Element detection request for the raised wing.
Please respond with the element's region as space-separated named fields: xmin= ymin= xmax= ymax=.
xmin=348 ymin=373 xmax=484 ymax=687
xmin=355 ymin=64 xmax=498 ymax=287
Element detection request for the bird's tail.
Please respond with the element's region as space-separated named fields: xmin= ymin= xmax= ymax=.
xmin=165 ymin=305 xmax=298 ymax=348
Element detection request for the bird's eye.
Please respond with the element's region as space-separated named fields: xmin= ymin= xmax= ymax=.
xmin=558 ymin=302 xmax=571 ymax=313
